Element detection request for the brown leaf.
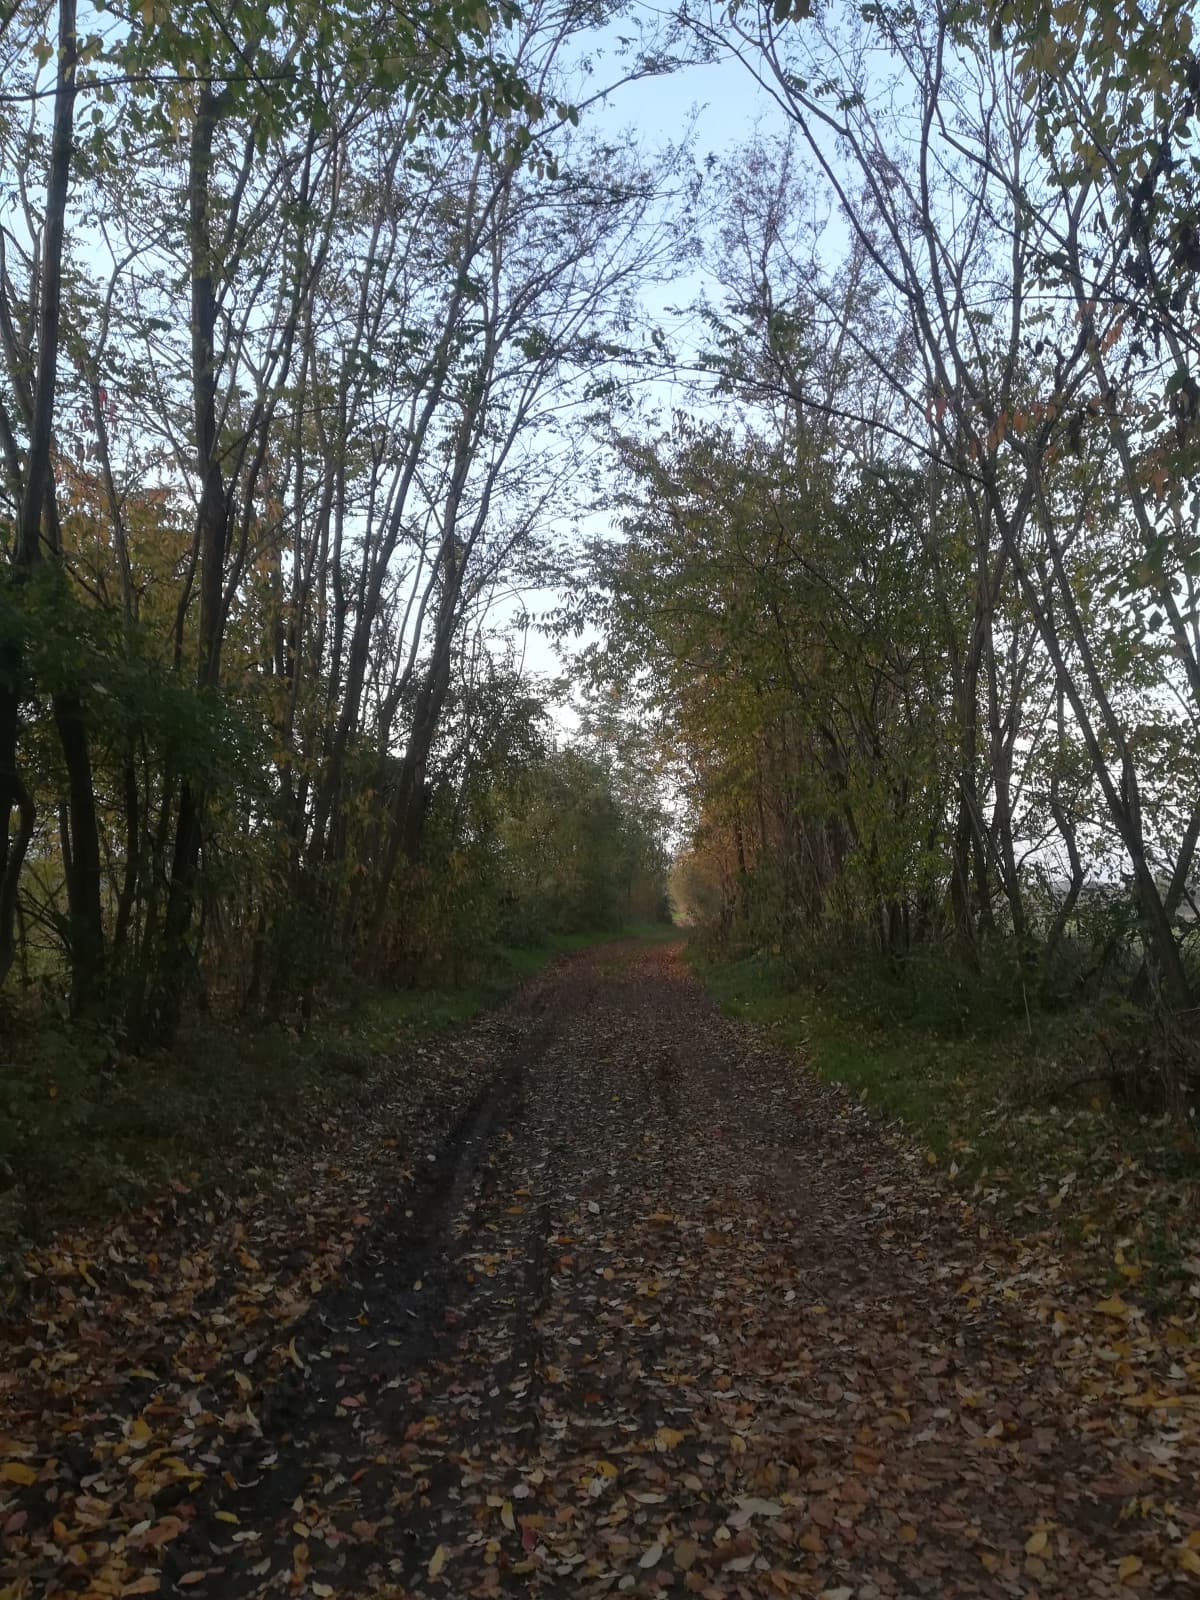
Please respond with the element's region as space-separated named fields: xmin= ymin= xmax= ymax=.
xmin=674 ymin=1539 xmax=700 ymax=1571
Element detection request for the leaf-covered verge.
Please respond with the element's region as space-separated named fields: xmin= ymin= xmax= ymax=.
xmin=0 ymin=924 xmax=674 ymax=1281
xmin=691 ymin=946 xmax=1200 ymax=1317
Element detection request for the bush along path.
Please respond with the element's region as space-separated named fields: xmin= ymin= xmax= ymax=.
xmin=2 ymin=942 xmax=1198 ymax=1599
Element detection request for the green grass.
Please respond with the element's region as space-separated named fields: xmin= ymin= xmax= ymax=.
xmin=690 ymin=944 xmax=1200 ymax=1312
xmin=0 ymin=922 xmax=674 ymax=1276
xmin=691 ymin=947 xmax=995 ymax=1151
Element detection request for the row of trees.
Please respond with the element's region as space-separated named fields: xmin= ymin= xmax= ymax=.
xmin=588 ymin=0 xmax=1200 ymax=1031
xmin=0 ymin=0 xmax=676 ymax=1041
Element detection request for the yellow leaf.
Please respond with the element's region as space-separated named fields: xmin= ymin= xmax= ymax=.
xmin=655 ymin=1426 xmax=685 ymax=1450
xmin=1118 ymin=1554 xmax=1143 ymax=1581
xmin=501 ymin=1502 xmax=515 ymax=1532
xmin=214 ymin=1511 xmax=239 ymax=1525
xmin=1094 ymin=1296 xmax=1131 ymax=1319
xmin=130 ymin=1418 xmax=152 ymax=1442
xmin=1178 ymin=1548 xmax=1200 ymax=1574
xmin=1025 ymin=1529 xmax=1048 ymax=1555
xmin=594 ymin=1460 xmax=619 ymax=1478
xmin=428 ymin=1544 xmax=447 ymax=1579
xmin=1 ymin=1462 xmax=37 ymax=1485
xmin=899 ymin=1524 xmax=917 ymax=1543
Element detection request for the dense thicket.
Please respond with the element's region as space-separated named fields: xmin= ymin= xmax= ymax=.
xmin=0 ymin=0 xmax=675 ymax=1040
xmin=588 ymin=0 xmax=1200 ymax=1080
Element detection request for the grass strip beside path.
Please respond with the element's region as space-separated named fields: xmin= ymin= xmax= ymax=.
xmin=691 ymin=946 xmax=1200 ymax=1316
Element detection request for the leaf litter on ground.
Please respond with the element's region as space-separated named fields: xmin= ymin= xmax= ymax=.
xmin=1 ymin=941 xmax=1197 ymax=1598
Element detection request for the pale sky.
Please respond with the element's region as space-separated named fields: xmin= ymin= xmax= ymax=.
xmin=507 ymin=31 xmax=783 ymax=710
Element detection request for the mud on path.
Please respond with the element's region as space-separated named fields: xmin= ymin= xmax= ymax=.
xmin=3 ymin=942 xmax=1199 ymax=1599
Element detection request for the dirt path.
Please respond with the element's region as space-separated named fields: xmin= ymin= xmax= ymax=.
xmin=3 ymin=942 xmax=1198 ymax=1598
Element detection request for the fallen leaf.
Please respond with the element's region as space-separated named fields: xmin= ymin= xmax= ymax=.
xmin=735 ymin=1496 xmax=783 ymax=1518
xmin=1094 ymin=1296 xmax=1131 ymax=1319
xmin=674 ymin=1539 xmax=699 ymax=1570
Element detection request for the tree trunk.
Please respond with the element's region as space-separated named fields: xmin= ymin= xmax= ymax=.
xmin=0 ymin=0 xmax=96 ymax=1002
xmin=53 ymin=685 xmax=104 ymax=1011
xmin=146 ymin=87 xmax=225 ymax=1046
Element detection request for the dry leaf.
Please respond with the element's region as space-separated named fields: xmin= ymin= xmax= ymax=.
xmin=674 ymin=1539 xmax=699 ymax=1570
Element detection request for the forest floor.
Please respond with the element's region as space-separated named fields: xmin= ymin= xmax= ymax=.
xmin=2 ymin=940 xmax=1199 ymax=1600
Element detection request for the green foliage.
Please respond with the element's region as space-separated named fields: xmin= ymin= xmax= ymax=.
xmin=987 ymin=0 xmax=1200 ymax=447
xmin=495 ymin=745 xmax=670 ymax=945
xmin=2 ymin=0 xmax=683 ymax=1034
xmin=595 ymin=418 xmax=961 ymax=961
